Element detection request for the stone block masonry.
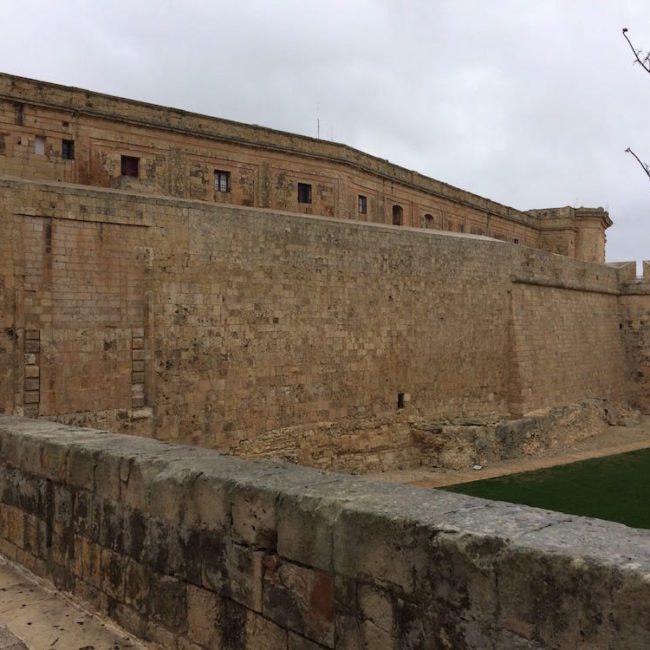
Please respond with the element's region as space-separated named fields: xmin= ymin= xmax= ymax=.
xmin=3 ymin=415 xmax=650 ymax=648
xmin=0 ymin=176 xmax=633 ymax=471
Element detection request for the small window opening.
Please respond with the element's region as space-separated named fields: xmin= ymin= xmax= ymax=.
xmin=358 ymin=194 xmax=367 ymax=214
xmin=34 ymin=136 xmax=45 ymax=155
xmin=214 ymin=170 xmax=230 ymax=192
xmin=514 ymin=238 xmax=519 ymax=244
xmin=298 ymin=183 xmax=312 ymax=204
xmin=424 ymin=213 xmax=433 ymax=229
xmin=61 ymin=139 xmax=74 ymax=160
xmin=397 ymin=392 xmax=405 ymax=410
xmin=45 ymin=221 xmax=52 ymax=254
xmin=15 ymin=104 xmax=24 ymax=126
xmin=460 ymin=224 xmax=465 ymax=233
xmin=392 ymin=204 xmax=403 ymax=226
xmin=121 ymin=155 xmax=140 ymax=178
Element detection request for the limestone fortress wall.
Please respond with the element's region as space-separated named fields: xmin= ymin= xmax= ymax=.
xmin=0 ymin=175 xmax=643 ymax=471
xmin=4 ymin=73 xmax=650 ymax=649
xmin=0 ymin=73 xmax=648 ymax=472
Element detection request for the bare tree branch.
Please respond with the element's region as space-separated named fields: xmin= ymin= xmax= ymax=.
xmin=622 ymin=28 xmax=650 ymax=74
xmin=622 ymin=29 xmax=650 ymax=182
xmin=626 ymin=147 xmax=650 ymax=181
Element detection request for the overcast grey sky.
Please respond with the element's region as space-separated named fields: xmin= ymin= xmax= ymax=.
xmin=1 ymin=0 xmax=648 ymax=261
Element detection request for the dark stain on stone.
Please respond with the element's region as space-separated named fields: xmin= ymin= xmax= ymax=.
xmin=310 ymin=572 xmax=334 ymax=621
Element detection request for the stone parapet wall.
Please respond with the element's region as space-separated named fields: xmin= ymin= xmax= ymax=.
xmin=2 ymin=415 xmax=650 ymax=648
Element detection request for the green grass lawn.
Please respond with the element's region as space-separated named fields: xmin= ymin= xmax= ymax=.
xmin=444 ymin=448 xmax=650 ymax=529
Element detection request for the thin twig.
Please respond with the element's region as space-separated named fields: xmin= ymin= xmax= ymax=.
xmin=626 ymin=147 xmax=650 ymax=181
xmin=622 ymin=28 xmax=650 ymax=74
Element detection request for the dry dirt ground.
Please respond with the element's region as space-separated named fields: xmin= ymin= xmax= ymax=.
xmin=367 ymin=416 xmax=650 ymax=488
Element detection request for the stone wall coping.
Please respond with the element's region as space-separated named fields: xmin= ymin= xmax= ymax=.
xmin=5 ymin=414 xmax=650 ymax=646
xmin=2 ymin=414 xmax=650 ymax=574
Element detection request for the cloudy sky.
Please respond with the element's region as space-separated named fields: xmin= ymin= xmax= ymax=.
xmin=1 ymin=0 xmax=648 ymax=262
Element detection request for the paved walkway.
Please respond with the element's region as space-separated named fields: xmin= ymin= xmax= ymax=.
xmin=0 ymin=555 xmax=148 ymax=650
xmin=0 ymin=624 xmax=26 ymax=650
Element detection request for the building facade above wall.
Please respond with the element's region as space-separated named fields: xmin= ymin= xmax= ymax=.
xmin=527 ymin=206 xmax=612 ymax=263
xmin=0 ymin=72 xmax=610 ymax=262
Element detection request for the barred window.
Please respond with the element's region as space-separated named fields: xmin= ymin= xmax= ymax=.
xmin=214 ymin=170 xmax=230 ymax=193
xmin=358 ymin=195 xmax=367 ymax=214
xmin=62 ymin=139 xmax=74 ymax=160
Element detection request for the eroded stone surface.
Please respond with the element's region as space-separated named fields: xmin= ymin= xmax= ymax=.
xmin=2 ymin=416 xmax=650 ymax=648
xmin=0 ymin=172 xmax=632 ymax=475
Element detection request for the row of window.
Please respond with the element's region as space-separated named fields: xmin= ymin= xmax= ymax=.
xmin=27 ymin=143 xmax=523 ymax=241
xmin=33 ymin=136 xmax=75 ymax=160
xmin=24 ymin=137 xmax=396 ymax=216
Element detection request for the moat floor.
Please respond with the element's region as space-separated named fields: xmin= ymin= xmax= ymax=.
xmin=0 ymin=555 xmax=148 ymax=650
xmin=369 ymin=416 xmax=650 ymax=489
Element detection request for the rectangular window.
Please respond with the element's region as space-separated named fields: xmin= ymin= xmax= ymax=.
xmin=358 ymin=195 xmax=367 ymax=214
xmin=214 ymin=170 xmax=230 ymax=193
xmin=61 ymin=139 xmax=74 ymax=160
xmin=34 ymin=136 xmax=45 ymax=155
xmin=121 ymin=155 xmax=139 ymax=178
xmin=298 ymin=182 xmax=312 ymax=204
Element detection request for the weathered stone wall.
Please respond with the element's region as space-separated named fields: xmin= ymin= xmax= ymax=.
xmin=227 ymin=399 xmax=619 ymax=473
xmin=617 ymin=262 xmax=650 ymax=413
xmin=511 ymin=284 xmax=624 ymax=415
xmin=0 ymin=71 xmax=610 ymax=261
xmin=2 ymin=415 xmax=650 ymax=649
xmin=0 ymin=177 xmax=630 ymax=468
xmin=0 ymin=180 xmax=151 ymax=437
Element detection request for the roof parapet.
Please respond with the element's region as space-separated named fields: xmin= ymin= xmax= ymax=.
xmin=527 ymin=206 xmax=612 ymax=230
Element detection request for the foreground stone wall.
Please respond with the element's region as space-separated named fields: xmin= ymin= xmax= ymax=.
xmin=0 ymin=177 xmax=629 ymax=467
xmin=2 ymin=415 xmax=650 ymax=649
